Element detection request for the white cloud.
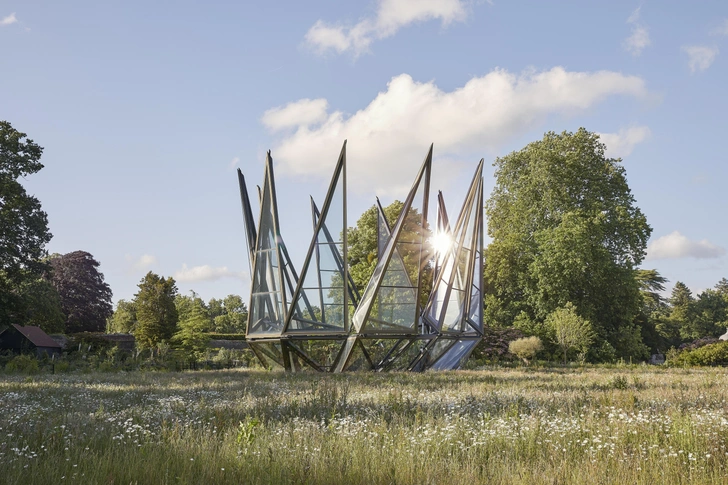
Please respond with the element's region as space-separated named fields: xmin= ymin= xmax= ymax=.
xmin=229 ymin=156 xmax=240 ymax=169
xmin=624 ymin=7 xmax=651 ymax=56
xmin=1 ymin=12 xmax=17 ymax=26
xmin=682 ymin=45 xmax=719 ymax=73
xmin=174 ymin=264 xmax=245 ymax=283
xmin=264 ymin=67 xmax=649 ymax=194
xmin=597 ymin=126 xmax=651 ymax=158
xmin=305 ymin=0 xmax=468 ymax=56
xmin=710 ymin=19 xmax=728 ymax=36
xmin=126 ymin=254 xmax=157 ymax=271
xmin=646 ymin=231 xmax=726 ymax=260
xmin=262 ymin=98 xmax=329 ymax=131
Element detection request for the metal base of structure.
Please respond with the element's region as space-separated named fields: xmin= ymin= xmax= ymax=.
xmin=238 ymin=142 xmax=485 ymax=372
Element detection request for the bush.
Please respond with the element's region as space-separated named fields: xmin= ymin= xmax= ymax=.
xmin=669 ymin=341 xmax=728 ymax=366
xmin=5 ymin=354 xmax=40 ymax=374
xmin=509 ymin=336 xmax=543 ymax=364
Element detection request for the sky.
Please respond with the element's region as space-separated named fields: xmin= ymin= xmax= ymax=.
xmin=2 ymin=0 xmax=727 ymax=306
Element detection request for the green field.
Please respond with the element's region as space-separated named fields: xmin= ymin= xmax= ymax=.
xmin=2 ymin=367 xmax=728 ymax=484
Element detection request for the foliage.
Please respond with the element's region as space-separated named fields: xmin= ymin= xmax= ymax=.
xmin=4 ymin=368 xmax=728 ymax=483
xmin=0 ymin=121 xmax=52 ymax=327
xmin=209 ymin=295 xmax=248 ymax=333
xmin=133 ymin=272 xmax=178 ymax=349
xmin=172 ymin=300 xmax=210 ymax=357
xmin=48 ymin=251 xmax=113 ymax=332
xmin=484 ymin=128 xmax=651 ymax=359
xmin=17 ymin=276 xmax=65 ymax=333
xmin=347 ymin=200 xmax=433 ymax=307
xmin=546 ymin=303 xmax=595 ymax=364
xmin=470 ymin=326 xmax=524 ymax=362
xmin=107 ymin=299 xmax=137 ymax=333
xmin=669 ymin=341 xmax=728 ymax=366
xmin=508 ymin=336 xmax=543 ymax=364
xmin=5 ymin=353 xmax=40 ymax=373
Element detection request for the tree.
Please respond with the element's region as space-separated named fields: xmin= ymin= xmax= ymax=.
xmin=347 ymin=201 xmax=433 ymax=306
xmin=48 ymin=251 xmax=113 ymax=332
xmin=484 ymin=129 xmax=651 ymax=360
xmin=0 ymin=121 xmax=52 ymax=326
xmin=19 ymin=276 xmax=65 ymax=333
xmin=210 ymin=295 xmax=248 ymax=333
xmin=172 ymin=300 xmax=210 ymax=357
xmin=670 ymin=281 xmax=696 ymax=341
xmin=546 ymin=303 xmax=595 ymax=364
xmin=509 ymin=336 xmax=543 ymax=365
xmin=107 ymin=299 xmax=137 ymax=333
xmin=133 ymin=272 xmax=178 ymax=349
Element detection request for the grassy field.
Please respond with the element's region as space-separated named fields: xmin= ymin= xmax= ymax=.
xmin=1 ymin=366 xmax=728 ymax=484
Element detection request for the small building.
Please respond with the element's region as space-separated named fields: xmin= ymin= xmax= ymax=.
xmin=0 ymin=324 xmax=62 ymax=358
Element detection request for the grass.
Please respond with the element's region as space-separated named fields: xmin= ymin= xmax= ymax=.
xmin=1 ymin=366 xmax=728 ymax=484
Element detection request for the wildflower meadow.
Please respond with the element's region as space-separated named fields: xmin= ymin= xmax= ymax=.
xmin=2 ymin=366 xmax=728 ymax=484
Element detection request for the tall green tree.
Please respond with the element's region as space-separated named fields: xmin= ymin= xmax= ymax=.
xmin=670 ymin=281 xmax=696 ymax=341
xmin=172 ymin=300 xmax=210 ymax=356
xmin=133 ymin=272 xmax=178 ymax=349
xmin=209 ymin=294 xmax=248 ymax=333
xmin=484 ymin=128 xmax=652 ymax=360
xmin=546 ymin=303 xmax=595 ymax=364
xmin=0 ymin=121 xmax=52 ymax=326
xmin=107 ymin=299 xmax=137 ymax=334
xmin=48 ymin=251 xmax=113 ymax=332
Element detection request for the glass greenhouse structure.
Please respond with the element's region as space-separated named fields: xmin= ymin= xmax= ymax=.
xmin=237 ymin=142 xmax=484 ymax=372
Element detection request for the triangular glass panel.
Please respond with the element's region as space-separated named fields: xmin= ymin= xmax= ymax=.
xmin=283 ymin=343 xmax=321 ymax=372
xmin=464 ymin=181 xmax=484 ymax=334
xmin=353 ymin=146 xmax=432 ymax=334
xmin=237 ymin=169 xmax=258 ymax=274
xmin=359 ymin=338 xmax=404 ymax=370
xmin=422 ymin=161 xmax=484 ymax=335
xmin=247 ymin=153 xmax=287 ymax=337
xmin=428 ymin=339 xmax=479 ymax=370
xmin=291 ymin=339 xmax=345 ymax=372
xmin=249 ymin=341 xmax=284 ymax=369
xmin=337 ymin=338 xmax=373 ymax=372
xmin=286 ymin=142 xmax=350 ymax=334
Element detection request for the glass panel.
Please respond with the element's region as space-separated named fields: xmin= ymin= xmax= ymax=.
xmin=286 ymin=161 xmax=347 ymax=334
xmin=424 ymin=338 xmax=456 ymax=367
xmin=353 ymin=154 xmax=430 ymax=335
xmin=429 ymin=339 xmax=478 ymax=370
xmin=293 ymin=339 xmax=345 ymax=370
xmin=247 ymin=166 xmax=286 ymax=337
xmin=386 ymin=338 xmax=430 ymax=371
xmin=249 ymin=342 xmax=284 ymax=369
xmin=342 ymin=340 xmax=372 ymax=372
xmin=359 ymin=338 xmax=403 ymax=369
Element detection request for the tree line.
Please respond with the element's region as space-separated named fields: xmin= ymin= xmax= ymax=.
xmin=3 ymin=120 xmax=727 ymax=363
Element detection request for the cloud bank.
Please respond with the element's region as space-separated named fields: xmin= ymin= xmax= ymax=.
xmin=174 ymin=264 xmax=245 ymax=283
xmin=1 ymin=13 xmax=17 ymax=26
xmin=682 ymin=45 xmax=719 ymax=73
xmin=597 ymin=126 xmax=651 ymax=159
xmin=262 ymin=67 xmax=649 ymax=194
xmin=126 ymin=254 xmax=157 ymax=272
xmin=646 ymin=231 xmax=726 ymax=260
xmin=305 ymin=0 xmax=469 ymax=56
xmin=624 ymin=7 xmax=651 ymax=56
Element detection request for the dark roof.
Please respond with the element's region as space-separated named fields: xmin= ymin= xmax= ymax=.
xmin=12 ymin=324 xmax=62 ymax=348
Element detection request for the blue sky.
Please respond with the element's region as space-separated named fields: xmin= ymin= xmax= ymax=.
xmin=2 ymin=0 xmax=727 ymax=305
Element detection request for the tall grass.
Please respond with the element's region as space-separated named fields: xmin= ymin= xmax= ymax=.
xmin=1 ymin=367 xmax=728 ymax=484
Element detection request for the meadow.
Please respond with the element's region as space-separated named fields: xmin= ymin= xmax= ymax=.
xmin=1 ymin=366 xmax=728 ymax=484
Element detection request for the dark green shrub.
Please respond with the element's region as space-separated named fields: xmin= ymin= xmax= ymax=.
xmin=669 ymin=341 xmax=728 ymax=366
xmin=5 ymin=354 xmax=40 ymax=374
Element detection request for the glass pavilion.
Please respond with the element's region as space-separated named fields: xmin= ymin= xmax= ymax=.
xmin=238 ymin=142 xmax=484 ymax=372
